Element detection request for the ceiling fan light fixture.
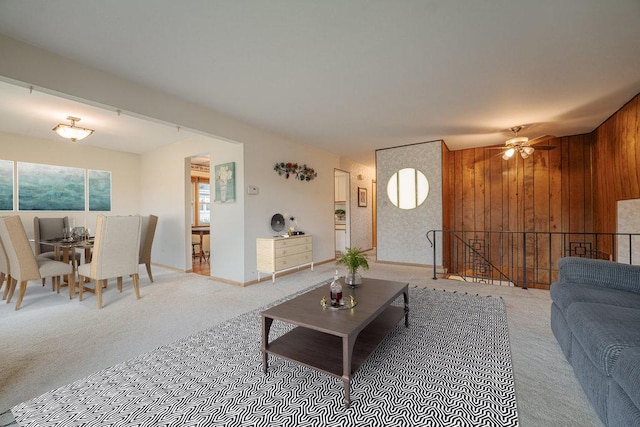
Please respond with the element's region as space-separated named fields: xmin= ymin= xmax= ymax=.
xmin=503 ymin=148 xmax=515 ymax=160
xmin=500 ymin=125 xmax=554 ymax=160
xmin=53 ymin=116 xmax=94 ymax=142
xmin=506 ymin=136 xmax=528 ymax=146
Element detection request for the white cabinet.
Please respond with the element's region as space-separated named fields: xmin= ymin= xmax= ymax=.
xmin=256 ymin=235 xmax=313 ymax=283
xmin=335 ymin=174 xmax=347 ymax=201
xmin=335 ymin=225 xmax=346 ymax=254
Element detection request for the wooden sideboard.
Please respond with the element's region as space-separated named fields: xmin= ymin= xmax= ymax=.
xmin=256 ymin=235 xmax=313 ymax=283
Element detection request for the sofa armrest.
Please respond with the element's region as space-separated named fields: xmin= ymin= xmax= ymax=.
xmin=557 ymin=257 xmax=640 ymax=294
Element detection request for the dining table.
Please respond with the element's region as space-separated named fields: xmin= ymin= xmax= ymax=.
xmin=191 ymin=226 xmax=210 ymax=262
xmin=42 ymin=236 xmax=94 ymax=298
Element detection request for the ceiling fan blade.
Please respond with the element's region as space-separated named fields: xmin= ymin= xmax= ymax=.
xmin=528 ymin=135 xmax=555 ymax=145
xmin=531 ymin=145 xmax=556 ymax=150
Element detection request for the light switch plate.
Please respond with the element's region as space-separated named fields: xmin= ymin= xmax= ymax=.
xmin=247 ymin=185 xmax=259 ymax=195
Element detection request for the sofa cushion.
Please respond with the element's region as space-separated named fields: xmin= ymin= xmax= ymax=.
xmin=567 ymin=302 xmax=640 ymax=376
xmin=551 ymin=302 xmax=572 ymax=360
xmin=612 ymin=346 xmax=640 ymax=413
xmin=551 ymin=282 xmax=640 ymax=315
xmin=570 ymin=335 xmax=609 ymax=425
xmin=609 ymin=380 xmax=640 ymax=427
xmin=558 ymin=257 xmax=640 ymax=294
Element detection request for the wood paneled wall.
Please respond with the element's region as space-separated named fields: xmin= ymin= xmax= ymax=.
xmin=593 ymin=94 xmax=640 ymax=233
xmin=442 ymin=92 xmax=640 ymax=286
xmin=443 ymin=134 xmax=594 ymax=234
xmin=442 ymin=133 xmax=594 ymax=285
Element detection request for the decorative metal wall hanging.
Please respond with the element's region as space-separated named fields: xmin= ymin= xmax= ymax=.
xmin=274 ymin=162 xmax=317 ymax=181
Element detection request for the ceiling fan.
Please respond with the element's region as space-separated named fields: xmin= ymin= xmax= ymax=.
xmin=492 ymin=126 xmax=556 ymax=160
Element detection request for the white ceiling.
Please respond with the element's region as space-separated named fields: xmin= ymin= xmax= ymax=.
xmin=0 ymin=1 xmax=639 ymax=167
xmin=0 ymin=80 xmax=198 ymax=153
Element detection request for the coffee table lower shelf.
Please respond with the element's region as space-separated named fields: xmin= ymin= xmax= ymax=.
xmin=263 ymin=305 xmax=405 ymax=393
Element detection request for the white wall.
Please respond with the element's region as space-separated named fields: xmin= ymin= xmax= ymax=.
xmin=0 ymin=129 xmax=338 ymax=285
xmin=376 ymin=141 xmax=443 ymax=266
xmin=0 ymin=35 xmax=340 ymax=284
xmin=243 ymin=137 xmax=339 ymax=282
xmin=139 ymin=134 xmax=245 ymax=282
xmin=140 ymin=132 xmax=338 ymax=284
xmin=0 ymin=131 xmax=140 ymax=238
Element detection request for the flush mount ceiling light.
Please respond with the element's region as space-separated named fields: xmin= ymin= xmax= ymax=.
xmin=52 ymin=116 xmax=94 ymax=142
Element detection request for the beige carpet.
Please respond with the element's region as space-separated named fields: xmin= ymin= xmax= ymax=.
xmin=0 ymin=259 xmax=602 ymax=426
xmin=12 ymin=286 xmax=518 ymax=426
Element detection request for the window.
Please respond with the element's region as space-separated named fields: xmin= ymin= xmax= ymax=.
xmin=191 ymin=177 xmax=210 ymax=226
xmin=386 ymin=168 xmax=429 ymax=209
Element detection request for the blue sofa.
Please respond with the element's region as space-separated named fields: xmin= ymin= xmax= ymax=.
xmin=551 ymin=257 xmax=640 ymax=426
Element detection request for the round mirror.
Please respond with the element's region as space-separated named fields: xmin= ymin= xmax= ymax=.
xmin=386 ymin=168 xmax=429 ymax=209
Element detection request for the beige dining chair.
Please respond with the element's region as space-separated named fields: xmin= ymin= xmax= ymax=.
xmin=139 ymin=214 xmax=158 ymax=282
xmin=34 ymin=216 xmax=81 ymax=289
xmin=0 ymin=232 xmax=10 ymax=300
xmin=33 ymin=216 xmax=68 ymax=258
xmin=0 ymin=216 xmax=74 ymax=310
xmin=202 ymin=233 xmax=210 ymax=263
xmin=78 ymin=215 xmax=142 ymax=309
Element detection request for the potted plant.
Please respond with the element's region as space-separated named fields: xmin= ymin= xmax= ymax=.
xmin=336 ymin=247 xmax=369 ymax=287
xmin=334 ymin=209 xmax=346 ymax=221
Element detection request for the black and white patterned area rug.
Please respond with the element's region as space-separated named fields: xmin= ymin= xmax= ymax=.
xmin=12 ymin=286 xmax=518 ymax=427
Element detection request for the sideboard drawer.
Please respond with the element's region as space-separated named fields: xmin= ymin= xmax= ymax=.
xmin=274 ymin=235 xmax=312 ymax=249
xmin=274 ymin=251 xmax=313 ymax=271
xmin=275 ymin=243 xmax=312 ymax=258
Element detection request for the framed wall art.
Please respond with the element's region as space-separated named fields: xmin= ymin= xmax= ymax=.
xmin=358 ymin=187 xmax=367 ymax=207
xmin=88 ymin=169 xmax=112 ymax=211
xmin=18 ymin=162 xmax=85 ymax=211
xmin=0 ymin=159 xmax=13 ymax=210
xmin=214 ymin=162 xmax=235 ymax=203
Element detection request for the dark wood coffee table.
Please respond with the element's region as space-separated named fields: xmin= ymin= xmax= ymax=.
xmin=261 ymin=278 xmax=409 ymax=407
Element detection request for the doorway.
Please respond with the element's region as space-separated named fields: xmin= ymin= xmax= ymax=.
xmin=190 ymin=155 xmax=211 ymax=276
xmin=372 ymin=179 xmax=377 ymax=249
xmin=334 ymin=169 xmax=350 ymax=256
